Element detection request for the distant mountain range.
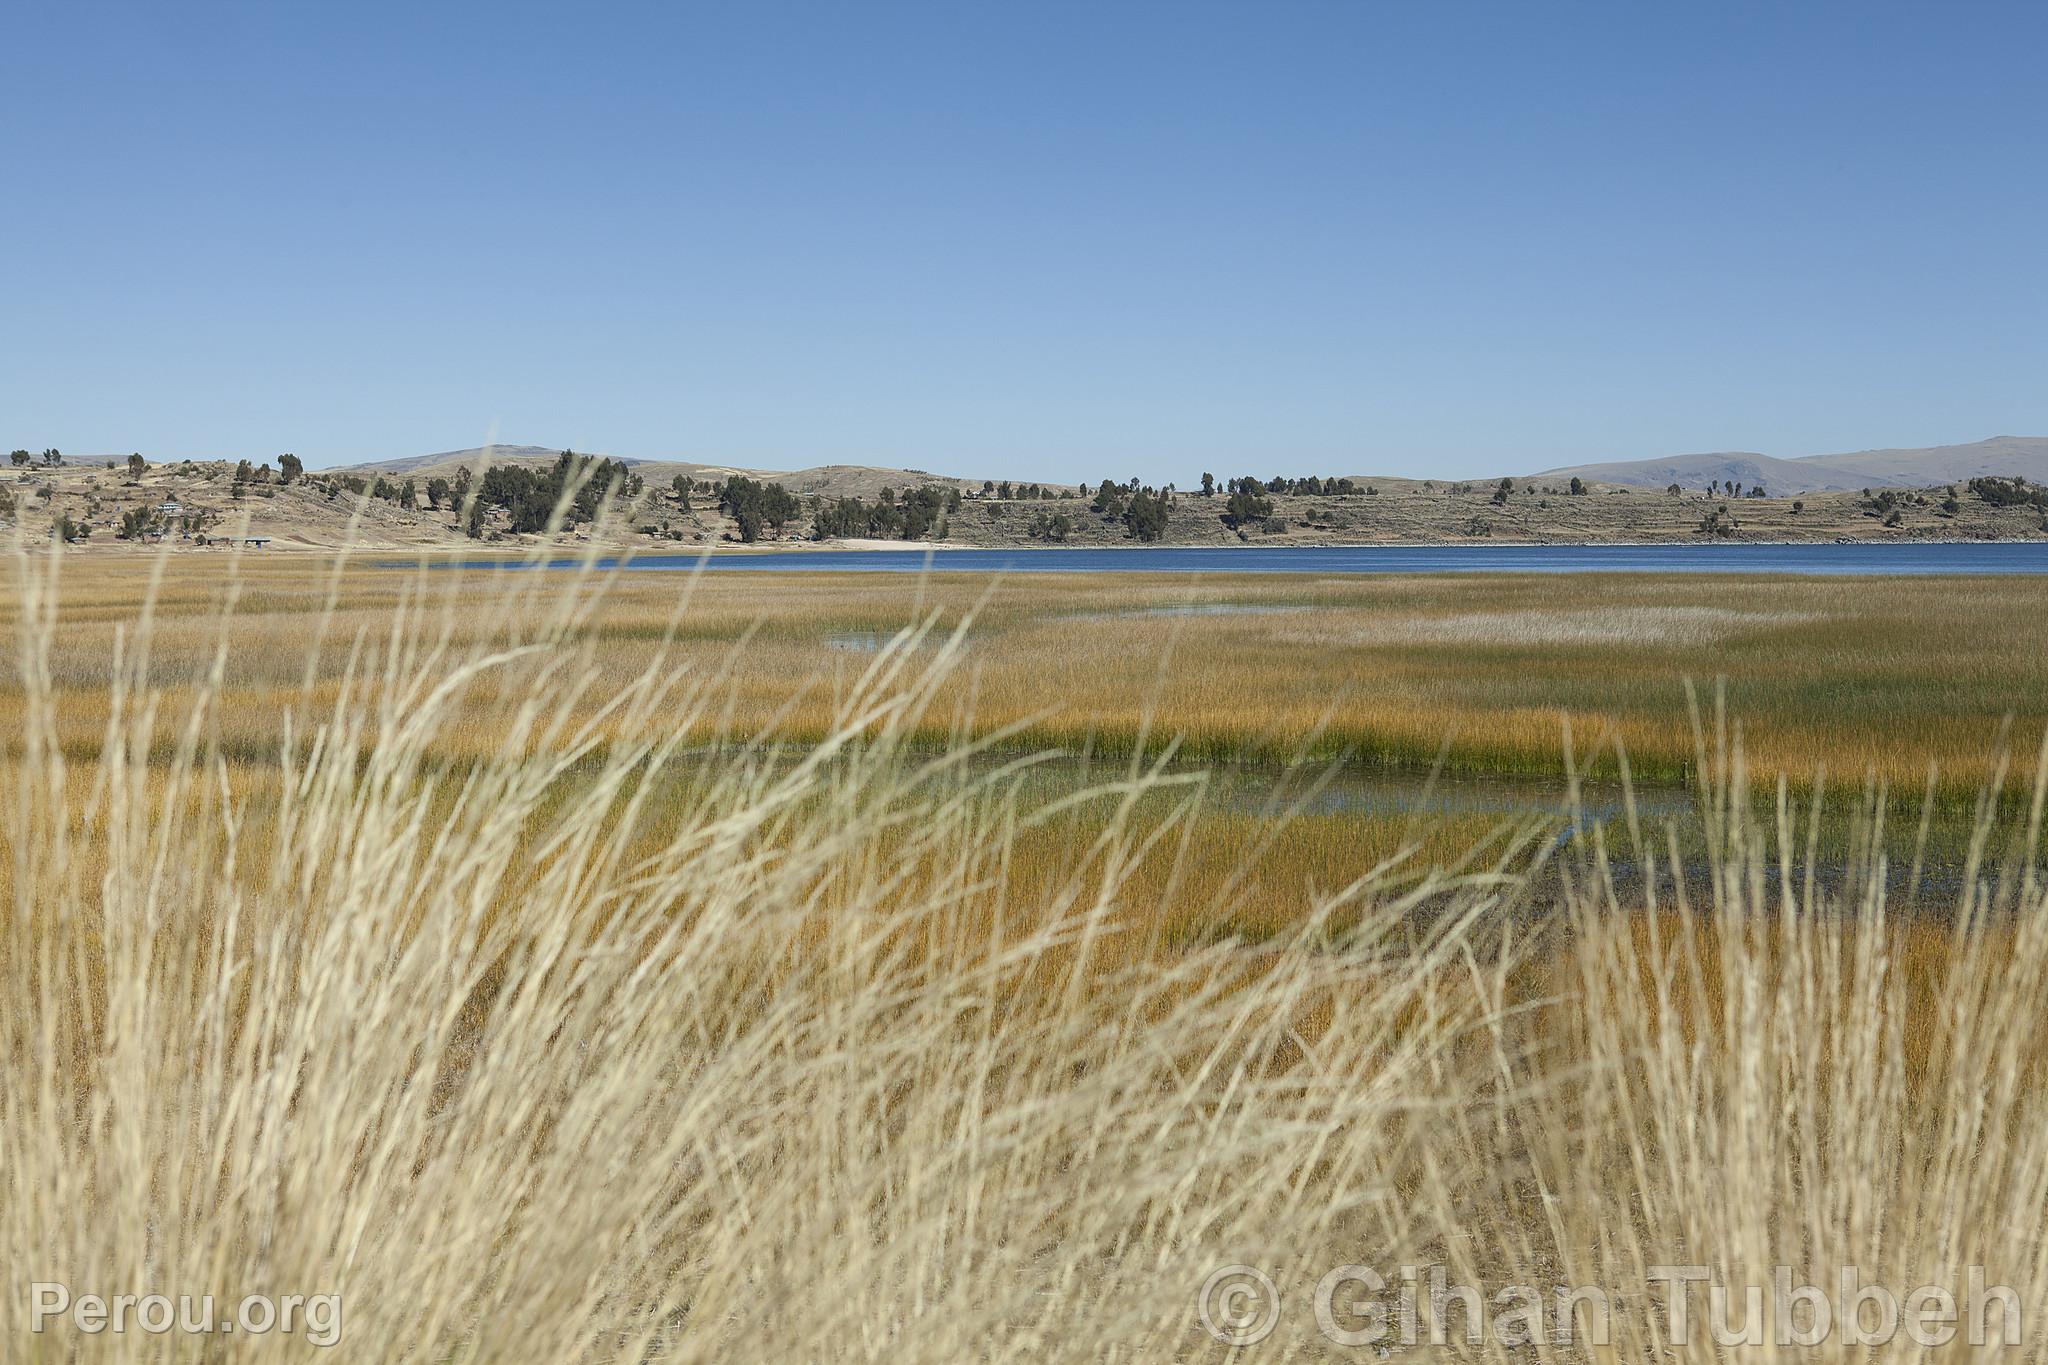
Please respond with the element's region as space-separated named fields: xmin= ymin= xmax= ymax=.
xmin=338 ymin=436 xmax=2048 ymax=499
xmin=332 ymin=445 xmax=973 ymax=500
xmin=1535 ymin=436 xmax=2048 ymax=495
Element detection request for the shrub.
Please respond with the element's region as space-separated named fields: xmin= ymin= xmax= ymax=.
xmin=1698 ymin=506 xmax=1737 ymax=537
xmin=1027 ymin=510 xmax=1074 ymax=542
xmin=1968 ymin=476 xmax=2048 ymax=510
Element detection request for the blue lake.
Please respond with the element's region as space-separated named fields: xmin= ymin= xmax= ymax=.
xmin=447 ymin=542 xmax=2048 ymax=575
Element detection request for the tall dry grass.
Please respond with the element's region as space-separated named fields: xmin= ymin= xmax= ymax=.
xmin=5 ymin=527 xmax=2048 ymax=1361
xmin=1469 ymin=728 xmax=2048 ymax=1365
xmin=0 ymin=538 xmax=1534 ymax=1360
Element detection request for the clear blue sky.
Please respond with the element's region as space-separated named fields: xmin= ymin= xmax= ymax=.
xmin=8 ymin=1 xmax=2046 ymax=481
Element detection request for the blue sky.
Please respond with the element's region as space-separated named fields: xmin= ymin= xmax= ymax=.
xmin=7 ymin=1 xmax=2046 ymax=481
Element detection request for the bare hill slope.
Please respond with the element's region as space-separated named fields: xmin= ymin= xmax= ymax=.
xmin=1540 ymin=436 xmax=2048 ymax=495
xmin=1798 ymin=436 xmax=2048 ymax=486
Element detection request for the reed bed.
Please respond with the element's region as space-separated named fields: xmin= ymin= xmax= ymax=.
xmin=4 ymin=530 xmax=2047 ymax=1361
xmin=4 ymin=554 xmax=2045 ymax=794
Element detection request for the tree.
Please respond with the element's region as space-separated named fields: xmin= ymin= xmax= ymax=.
xmin=117 ymin=507 xmax=161 ymax=540
xmin=127 ymin=453 xmax=147 ymax=479
xmin=1968 ymin=476 xmax=2048 ymax=511
xmin=278 ymin=453 xmax=303 ymax=484
xmin=41 ymin=449 xmax=61 ymax=466
xmin=9 ymin=450 xmax=29 ymax=467
xmin=425 ymin=477 xmax=450 ymax=510
xmin=1791 ymin=500 xmax=1804 ymax=514
xmin=810 ymin=485 xmax=951 ymax=541
xmin=1569 ymin=477 xmax=1587 ymax=496
xmin=1199 ymin=473 xmax=1215 ymax=497
xmin=718 ymin=480 xmax=807 ymax=538
xmin=399 ymin=479 xmax=418 ymax=510
xmin=1222 ymin=481 xmax=1273 ymax=529
xmin=1123 ymin=487 xmax=1171 ymax=542
xmin=1090 ymin=479 xmax=1129 ymax=519
xmin=1491 ymin=478 xmax=1512 ymax=506
xmin=814 ymin=495 xmax=895 ymax=540
xmin=467 ymin=451 xmax=634 ymax=532
xmin=894 ymin=485 xmax=950 ymax=539
xmin=716 ymin=476 xmax=799 ymax=538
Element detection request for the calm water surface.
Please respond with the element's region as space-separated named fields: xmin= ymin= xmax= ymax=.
xmin=459 ymin=543 xmax=2048 ymax=575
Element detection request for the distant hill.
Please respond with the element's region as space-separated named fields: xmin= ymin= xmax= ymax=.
xmin=336 ymin=435 xmax=2048 ymax=501
xmin=339 ymin=444 xmax=582 ymax=476
xmin=1537 ymin=436 xmax=2048 ymax=495
xmin=331 ymin=445 xmax=985 ymax=500
xmin=1795 ymin=436 xmax=2048 ymax=487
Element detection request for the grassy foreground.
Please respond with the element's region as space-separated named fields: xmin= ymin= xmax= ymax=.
xmin=5 ymin=540 xmax=2048 ymax=1360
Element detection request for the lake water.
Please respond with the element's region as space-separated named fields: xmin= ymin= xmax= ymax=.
xmin=475 ymin=542 xmax=2048 ymax=575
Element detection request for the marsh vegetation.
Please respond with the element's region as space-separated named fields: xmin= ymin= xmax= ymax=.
xmin=6 ymin=537 xmax=2048 ymax=1360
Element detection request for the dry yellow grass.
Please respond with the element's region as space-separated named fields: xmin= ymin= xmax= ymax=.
xmin=6 ymin=535 xmax=2048 ymax=1361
